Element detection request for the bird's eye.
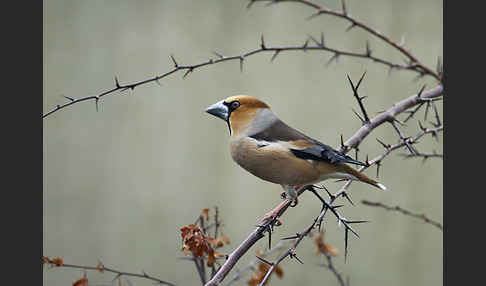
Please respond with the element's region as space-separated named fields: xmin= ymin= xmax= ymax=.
xmin=230 ymin=101 xmax=240 ymax=109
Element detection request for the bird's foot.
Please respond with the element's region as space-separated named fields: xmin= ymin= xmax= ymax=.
xmin=290 ymin=197 xmax=299 ymax=207
xmin=261 ymin=210 xmax=283 ymax=226
xmin=260 ymin=199 xmax=289 ymax=226
xmin=282 ymin=186 xmax=300 ymax=207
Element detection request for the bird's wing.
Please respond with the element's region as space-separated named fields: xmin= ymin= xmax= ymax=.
xmin=249 ymin=119 xmax=366 ymax=166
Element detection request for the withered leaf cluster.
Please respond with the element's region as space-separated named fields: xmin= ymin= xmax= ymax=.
xmin=180 ymin=208 xmax=230 ymax=267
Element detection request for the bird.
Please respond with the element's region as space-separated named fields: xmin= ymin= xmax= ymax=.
xmin=205 ymin=95 xmax=386 ymax=221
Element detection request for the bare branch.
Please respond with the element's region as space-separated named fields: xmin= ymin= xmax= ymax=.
xmin=42 ymin=258 xmax=176 ymax=286
xmin=249 ymin=0 xmax=441 ymax=81
xmin=43 ymin=36 xmax=437 ymax=119
xmin=362 ymin=200 xmax=443 ymax=230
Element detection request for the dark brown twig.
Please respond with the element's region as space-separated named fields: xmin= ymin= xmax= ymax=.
xmin=43 ymin=36 xmax=436 ymax=119
xmin=42 ymin=258 xmax=176 ymax=286
xmin=248 ymin=0 xmax=441 ymax=81
xmin=362 ymin=200 xmax=443 ymax=231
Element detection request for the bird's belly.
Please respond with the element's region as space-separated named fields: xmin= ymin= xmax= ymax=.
xmin=230 ymin=138 xmax=320 ymax=186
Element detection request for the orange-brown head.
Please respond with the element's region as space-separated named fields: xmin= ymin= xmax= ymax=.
xmin=205 ymin=95 xmax=271 ymax=136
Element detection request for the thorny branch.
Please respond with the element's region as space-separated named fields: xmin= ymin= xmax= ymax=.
xmin=45 ymin=1 xmax=443 ymax=285
xmin=256 ymin=186 xmax=367 ymax=286
xmin=224 ymin=241 xmax=287 ymax=286
xmin=362 ymin=200 xmax=443 ymax=231
xmin=42 ymin=257 xmax=176 ymax=286
xmin=43 ymin=0 xmax=441 ymax=120
xmin=248 ymin=0 xmax=442 ymax=81
xmin=206 ymin=82 xmax=442 ymax=285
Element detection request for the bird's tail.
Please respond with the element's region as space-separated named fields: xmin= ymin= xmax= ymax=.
xmin=341 ymin=164 xmax=387 ymax=191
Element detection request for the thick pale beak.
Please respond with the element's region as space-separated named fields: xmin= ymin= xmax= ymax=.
xmin=205 ymin=100 xmax=229 ymax=121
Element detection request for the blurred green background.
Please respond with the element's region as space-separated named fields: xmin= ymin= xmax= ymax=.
xmin=43 ymin=0 xmax=442 ymax=285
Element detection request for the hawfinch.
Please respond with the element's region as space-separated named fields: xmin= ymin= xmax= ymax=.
xmin=206 ymin=95 xmax=386 ymax=219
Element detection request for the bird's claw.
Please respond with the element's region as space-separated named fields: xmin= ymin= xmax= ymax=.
xmin=290 ymin=197 xmax=299 ymax=207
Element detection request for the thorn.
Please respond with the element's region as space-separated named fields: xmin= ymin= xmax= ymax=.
xmin=213 ymin=51 xmax=224 ymax=59
xmin=112 ymin=273 xmax=122 ymax=282
xmin=346 ymin=22 xmax=357 ymax=32
xmin=260 ymin=34 xmax=266 ymax=49
xmin=342 ymin=192 xmax=354 ymax=206
xmin=63 ymin=95 xmax=75 ymax=101
xmin=255 ymin=256 xmax=273 ymax=266
xmin=182 ymin=68 xmax=193 ymax=79
xmin=418 ymin=120 xmax=426 ymax=131
xmin=170 ymin=55 xmax=178 ymax=67
xmin=281 ymin=234 xmax=300 ymax=240
xmin=345 ymin=220 xmax=369 ymax=224
xmin=376 ymin=138 xmax=390 ymax=149
xmin=239 ymin=56 xmax=244 ymax=72
xmin=417 ymin=84 xmax=427 ymax=98
xmin=355 ymin=71 xmax=367 ymax=90
xmin=306 ymin=11 xmax=322 ymax=21
xmin=270 ymin=50 xmax=281 ymax=62
xmin=424 ymin=101 xmax=431 ymax=121
xmin=155 ymin=77 xmax=162 ymax=86
xmin=347 ymin=72 xmax=370 ymax=123
xmin=341 ymin=0 xmax=347 ymax=15
xmin=393 ymin=118 xmax=406 ymax=126
xmin=309 ymin=34 xmax=324 ymax=48
xmin=326 ymin=53 xmax=339 ymax=66
xmin=268 ymin=226 xmax=272 ymax=249
xmin=115 ymin=76 xmax=121 ymax=88
xmin=365 ymin=40 xmax=372 ymax=57
xmin=352 ymin=108 xmax=365 ymax=123
xmin=365 ymin=154 xmax=370 ymax=166
xmin=95 ymin=96 xmax=99 ymax=112
xmin=376 ymin=161 xmax=381 ymax=178
xmin=302 ymin=38 xmax=309 ymax=51
xmin=290 ymin=252 xmax=304 ymax=264
xmin=340 ymin=134 xmax=345 ymax=149
xmin=344 ymin=228 xmax=349 ymax=263
xmin=246 ymin=0 xmax=256 ymax=10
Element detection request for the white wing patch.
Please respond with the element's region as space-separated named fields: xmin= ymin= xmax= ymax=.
xmin=256 ymin=140 xmax=271 ymax=148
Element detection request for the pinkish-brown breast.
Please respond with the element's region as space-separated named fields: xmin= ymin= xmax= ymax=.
xmin=229 ymin=136 xmax=322 ymax=186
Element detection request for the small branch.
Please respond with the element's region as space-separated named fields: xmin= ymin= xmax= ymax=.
xmin=400 ymin=151 xmax=443 ymax=160
xmin=339 ymin=85 xmax=443 ymax=154
xmin=42 ymin=258 xmax=176 ymax=286
xmin=204 ymin=186 xmax=310 ymax=286
xmin=361 ymin=200 xmax=443 ymax=231
xmin=258 ymin=186 xmax=366 ymax=286
xmin=336 ymin=124 xmax=443 ymax=196
xmin=249 ymin=0 xmax=441 ymax=81
xmin=319 ymin=253 xmax=347 ymax=286
xmin=43 ymin=35 xmax=435 ymax=119
xmin=347 ymin=71 xmax=370 ymax=124
xmin=224 ymin=241 xmax=286 ymax=286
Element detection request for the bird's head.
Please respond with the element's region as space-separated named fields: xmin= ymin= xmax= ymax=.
xmin=205 ymin=95 xmax=271 ymax=136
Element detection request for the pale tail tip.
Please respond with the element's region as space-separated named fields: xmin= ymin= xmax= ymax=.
xmin=376 ymin=183 xmax=387 ymax=191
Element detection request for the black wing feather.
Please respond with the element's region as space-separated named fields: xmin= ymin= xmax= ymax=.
xmin=250 ymin=119 xmax=366 ymax=166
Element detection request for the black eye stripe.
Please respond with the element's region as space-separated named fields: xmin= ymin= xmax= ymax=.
xmin=225 ymin=100 xmax=240 ymax=112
